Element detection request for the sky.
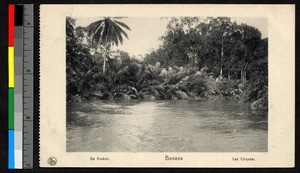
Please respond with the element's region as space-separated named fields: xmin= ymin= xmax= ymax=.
xmin=76 ymin=17 xmax=268 ymax=57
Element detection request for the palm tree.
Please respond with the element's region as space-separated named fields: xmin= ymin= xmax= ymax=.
xmin=86 ymin=17 xmax=130 ymax=74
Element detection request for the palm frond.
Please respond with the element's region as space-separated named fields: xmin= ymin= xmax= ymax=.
xmin=113 ymin=20 xmax=131 ymax=31
xmin=114 ymin=24 xmax=129 ymax=39
xmin=87 ymin=17 xmax=130 ymax=46
xmin=114 ymin=26 xmax=123 ymax=45
xmin=107 ymin=19 xmax=119 ymax=46
xmin=92 ymin=23 xmax=105 ymax=44
xmin=101 ymin=19 xmax=109 ymax=44
xmin=86 ymin=20 xmax=104 ymax=37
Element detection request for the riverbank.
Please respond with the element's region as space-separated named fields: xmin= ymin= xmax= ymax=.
xmin=67 ymin=63 xmax=267 ymax=111
xmin=68 ymin=65 xmax=266 ymax=109
xmin=70 ymin=80 xmax=244 ymax=102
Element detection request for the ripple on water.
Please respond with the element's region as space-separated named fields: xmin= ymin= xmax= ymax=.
xmin=67 ymin=100 xmax=267 ymax=152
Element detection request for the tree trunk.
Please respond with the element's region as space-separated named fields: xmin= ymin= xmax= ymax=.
xmin=241 ymin=61 xmax=249 ymax=82
xmin=242 ymin=70 xmax=247 ymax=82
xmin=103 ymin=46 xmax=107 ymax=74
xmin=241 ymin=70 xmax=245 ymax=82
xmin=220 ymin=41 xmax=224 ymax=77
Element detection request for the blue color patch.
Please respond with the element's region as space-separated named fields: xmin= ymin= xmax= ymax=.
xmin=8 ymin=130 xmax=15 ymax=169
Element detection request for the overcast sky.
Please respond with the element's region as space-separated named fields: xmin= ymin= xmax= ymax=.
xmin=76 ymin=17 xmax=268 ymax=57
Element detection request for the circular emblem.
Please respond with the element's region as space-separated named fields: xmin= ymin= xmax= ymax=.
xmin=47 ymin=157 xmax=57 ymax=166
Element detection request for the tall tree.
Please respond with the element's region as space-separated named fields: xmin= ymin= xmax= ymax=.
xmin=230 ymin=23 xmax=262 ymax=82
xmin=206 ymin=17 xmax=234 ymax=77
xmin=86 ymin=17 xmax=131 ymax=74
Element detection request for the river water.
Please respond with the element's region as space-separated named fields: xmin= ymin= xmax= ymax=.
xmin=66 ymin=100 xmax=267 ymax=152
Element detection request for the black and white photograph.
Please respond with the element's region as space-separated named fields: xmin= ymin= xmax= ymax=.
xmin=39 ymin=4 xmax=294 ymax=167
xmin=66 ymin=16 xmax=268 ymax=152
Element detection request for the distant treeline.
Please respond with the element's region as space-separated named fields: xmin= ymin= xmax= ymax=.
xmin=66 ymin=17 xmax=268 ymax=110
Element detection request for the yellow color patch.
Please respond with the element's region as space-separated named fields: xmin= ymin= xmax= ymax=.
xmin=8 ymin=46 xmax=14 ymax=88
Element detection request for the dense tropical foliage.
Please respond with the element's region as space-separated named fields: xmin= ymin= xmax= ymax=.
xmin=66 ymin=17 xmax=268 ymax=110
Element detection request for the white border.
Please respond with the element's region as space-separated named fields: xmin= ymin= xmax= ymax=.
xmin=40 ymin=4 xmax=295 ymax=167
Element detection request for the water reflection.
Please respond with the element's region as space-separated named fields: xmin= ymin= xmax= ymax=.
xmin=67 ymin=100 xmax=267 ymax=152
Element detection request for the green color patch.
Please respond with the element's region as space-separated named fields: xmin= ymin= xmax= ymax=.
xmin=8 ymin=88 xmax=14 ymax=129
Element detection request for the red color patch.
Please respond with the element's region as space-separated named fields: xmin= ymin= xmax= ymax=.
xmin=8 ymin=4 xmax=14 ymax=46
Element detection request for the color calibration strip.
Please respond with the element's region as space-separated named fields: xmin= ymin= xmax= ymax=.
xmin=8 ymin=4 xmax=15 ymax=169
xmin=8 ymin=4 xmax=34 ymax=169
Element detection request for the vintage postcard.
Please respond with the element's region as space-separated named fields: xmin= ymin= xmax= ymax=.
xmin=40 ymin=5 xmax=295 ymax=167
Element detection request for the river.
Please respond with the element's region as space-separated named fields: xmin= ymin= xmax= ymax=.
xmin=66 ymin=100 xmax=267 ymax=152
